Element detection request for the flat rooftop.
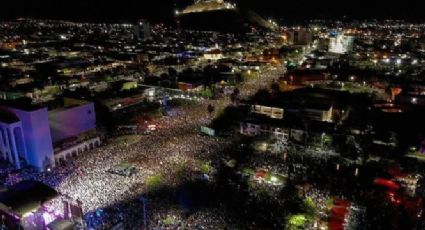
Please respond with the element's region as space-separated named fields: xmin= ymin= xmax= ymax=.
xmin=0 ymin=108 xmax=20 ymax=123
xmin=0 ymin=98 xmax=44 ymax=112
xmin=0 ymin=180 xmax=58 ymax=218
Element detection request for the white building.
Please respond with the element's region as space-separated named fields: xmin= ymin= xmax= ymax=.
xmin=0 ymin=113 xmax=26 ymax=170
xmin=240 ymin=121 xmax=289 ymax=144
xmin=0 ymin=106 xmax=54 ymax=170
xmin=329 ymin=34 xmax=354 ymax=54
xmin=0 ymin=98 xmax=98 ymax=171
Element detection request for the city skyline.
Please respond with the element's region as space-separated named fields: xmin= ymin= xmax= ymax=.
xmin=1 ymin=1 xmax=425 ymax=229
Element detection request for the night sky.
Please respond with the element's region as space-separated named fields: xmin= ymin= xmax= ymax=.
xmin=1 ymin=0 xmax=424 ymax=22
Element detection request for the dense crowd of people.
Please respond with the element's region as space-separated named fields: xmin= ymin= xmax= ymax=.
xmin=2 ymin=65 xmax=362 ymax=229
xmin=1 ymin=101 xmax=230 ymax=228
xmin=0 ymin=66 xmax=287 ymax=229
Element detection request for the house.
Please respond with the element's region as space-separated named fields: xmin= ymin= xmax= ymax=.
xmin=240 ymin=115 xmax=290 ymax=144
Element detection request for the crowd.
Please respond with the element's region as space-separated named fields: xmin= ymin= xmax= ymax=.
xmin=0 ymin=66 xmax=308 ymax=229
xmin=0 ymin=101 xmax=230 ymax=229
xmin=150 ymin=206 xmax=232 ymax=230
xmin=0 ymin=40 xmax=382 ymax=230
xmin=344 ymin=204 xmax=366 ymax=230
xmin=239 ymin=67 xmax=285 ymax=99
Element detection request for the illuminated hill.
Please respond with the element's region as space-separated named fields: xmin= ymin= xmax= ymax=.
xmin=176 ymin=0 xmax=276 ymax=32
xmin=181 ymin=0 xmax=237 ymax=14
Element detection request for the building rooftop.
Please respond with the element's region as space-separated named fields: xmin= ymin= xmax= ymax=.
xmin=302 ymin=102 xmax=333 ymax=111
xmin=47 ymin=219 xmax=75 ymax=230
xmin=0 ymin=98 xmax=44 ymax=112
xmin=0 ymin=108 xmax=20 ymax=123
xmin=244 ymin=113 xmax=304 ymax=128
xmin=0 ymin=180 xmax=58 ymax=218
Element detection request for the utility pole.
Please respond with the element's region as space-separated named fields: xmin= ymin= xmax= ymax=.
xmin=139 ymin=195 xmax=148 ymax=228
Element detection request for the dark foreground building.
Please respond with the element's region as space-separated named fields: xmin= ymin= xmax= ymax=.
xmin=0 ymin=180 xmax=58 ymax=229
xmin=0 ymin=180 xmax=80 ymax=230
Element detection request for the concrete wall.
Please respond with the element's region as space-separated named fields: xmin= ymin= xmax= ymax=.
xmin=54 ymin=137 xmax=101 ymax=164
xmin=49 ymin=102 xmax=96 ymax=143
xmin=11 ymin=107 xmax=55 ymax=170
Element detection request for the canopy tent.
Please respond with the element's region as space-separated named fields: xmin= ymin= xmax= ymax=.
xmin=374 ymin=178 xmax=401 ymax=190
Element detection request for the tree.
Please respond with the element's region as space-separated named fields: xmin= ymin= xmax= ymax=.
xmin=304 ymin=197 xmax=317 ymax=218
xmin=146 ymin=175 xmax=164 ymax=192
xmin=183 ymin=67 xmax=194 ymax=75
xmin=271 ymin=82 xmax=280 ymax=95
xmin=207 ymin=104 xmax=215 ymax=116
xmin=253 ymin=89 xmax=271 ymax=104
xmin=168 ymin=67 xmax=177 ymax=77
xmin=233 ymin=87 xmax=240 ymax=96
xmin=286 ymin=214 xmax=307 ymax=230
xmin=203 ymin=88 xmax=213 ymax=98
xmin=230 ymin=87 xmax=240 ymax=104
